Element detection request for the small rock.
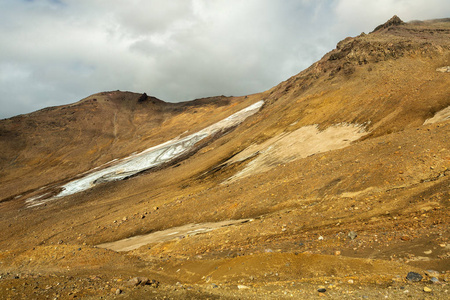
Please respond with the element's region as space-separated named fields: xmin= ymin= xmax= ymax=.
xmin=127 ymin=277 xmax=151 ymax=287
xmin=424 ymin=250 xmax=432 ymax=255
xmin=400 ymin=235 xmax=410 ymax=241
xmin=348 ymin=279 xmax=354 ymax=284
xmin=153 ymin=206 xmax=159 ymax=211
xmin=423 ymin=286 xmax=432 ymax=293
xmin=406 ymin=272 xmax=423 ymax=282
xmin=348 ymin=231 xmax=357 ymax=240
xmin=318 ymin=236 xmax=324 ymax=241
xmin=425 ymin=270 xmax=440 ymax=277
xmin=237 ymin=285 xmax=250 ymax=290
xmin=127 ymin=277 xmax=140 ymax=287
xmin=436 ymin=66 xmax=450 ymax=73
xmin=149 ymin=279 xmax=159 ymax=287
xmin=430 ymin=277 xmax=439 ymax=284
xmin=317 ymin=288 xmax=326 ymax=293
xmin=122 ymin=217 xmax=127 ymax=221
xmin=335 ymin=250 xmax=341 ymax=256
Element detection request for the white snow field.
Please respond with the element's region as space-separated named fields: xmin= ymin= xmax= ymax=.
xmin=26 ymin=100 xmax=264 ymax=207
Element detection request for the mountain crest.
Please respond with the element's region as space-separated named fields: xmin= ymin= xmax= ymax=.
xmin=372 ymin=15 xmax=404 ymax=32
xmin=1 ymin=17 xmax=450 ymax=299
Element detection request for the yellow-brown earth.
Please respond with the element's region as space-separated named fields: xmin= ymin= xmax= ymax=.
xmin=1 ymin=17 xmax=449 ymax=299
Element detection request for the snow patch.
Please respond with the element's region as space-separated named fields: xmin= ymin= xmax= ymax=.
xmin=25 ymin=101 xmax=264 ymax=207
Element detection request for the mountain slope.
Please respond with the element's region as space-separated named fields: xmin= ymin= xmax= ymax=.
xmin=0 ymin=92 xmax=260 ymax=200
xmin=0 ymin=17 xmax=449 ymax=299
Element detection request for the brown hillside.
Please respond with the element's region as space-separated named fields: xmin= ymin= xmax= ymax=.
xmin=0 ymin=17 xmax=449 ymax=299
xmin=0 ymin=92 xmax=257 ymax=200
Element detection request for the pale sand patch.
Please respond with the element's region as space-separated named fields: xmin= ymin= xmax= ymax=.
xmin=96 ymin=218 xmax=252 ymax=252
xmin=225 ymin=123 xmax=366 ymax=183
xmin=340 ymin=187 xmax=375 ymax=198
xmin=423 ymin=106 xmax=450 ymax=125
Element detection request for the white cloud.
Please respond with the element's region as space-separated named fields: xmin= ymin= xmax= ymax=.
xmin=334 ymin=0 xmax=450 ymax=35
xmin=0 ymin=0 xmax=449 ymax=119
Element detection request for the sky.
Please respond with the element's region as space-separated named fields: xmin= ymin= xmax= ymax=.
xmin=0 ymin=0 xmax=449 ymax=119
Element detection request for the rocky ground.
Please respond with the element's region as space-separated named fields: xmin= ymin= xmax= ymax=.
xmin=1 ymin=17 xmax=449 ymax=299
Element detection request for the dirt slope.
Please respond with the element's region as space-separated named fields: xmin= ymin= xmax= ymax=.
xmin=0 ymin=92 xmax=257 ymax=200
xmin=0 ymin=17 xmax=449 ymax=299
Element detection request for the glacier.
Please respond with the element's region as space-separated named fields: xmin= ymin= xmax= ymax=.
xmin=26 ymin=100 xmax=264 ymax=207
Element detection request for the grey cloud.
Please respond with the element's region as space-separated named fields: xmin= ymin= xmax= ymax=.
xmin=334 ymin=0 xmax=450 ymax=35
xmin=0 ymin=0 xmax=449 ymax=119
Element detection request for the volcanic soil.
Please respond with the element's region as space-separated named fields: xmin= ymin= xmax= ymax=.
xmin=0 ymin=16 xmax=449 ymax=299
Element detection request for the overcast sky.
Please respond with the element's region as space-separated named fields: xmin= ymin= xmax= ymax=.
xmin=0 ymin=0 xmax=449 ymax=119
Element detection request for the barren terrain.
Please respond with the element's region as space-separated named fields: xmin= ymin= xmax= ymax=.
xmin=0 ymin=17 xmax=449 ymax=299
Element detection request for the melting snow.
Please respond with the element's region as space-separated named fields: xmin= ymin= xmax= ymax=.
xmin=26 ymin=101 xmax=264 ymax=207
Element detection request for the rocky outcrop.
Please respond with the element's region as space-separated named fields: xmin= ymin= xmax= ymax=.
xmin=127 ymin=277 xmax=159 ymax=287
xmin=372 ymin=15 xmax=404 ymax=32
xmin=138 ymin=92 xmax=148 ymax=102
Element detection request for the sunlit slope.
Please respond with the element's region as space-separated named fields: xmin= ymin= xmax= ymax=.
xmin=0 ymin=19 xmax=449 ymax=300
xmin=0 ymin=18 xmax=448 ymax=254
xmin=0 ymin=92 xmax=260 ymax=200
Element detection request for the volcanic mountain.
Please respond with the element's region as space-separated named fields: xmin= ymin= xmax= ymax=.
xmin=1 ymin=17 xmax=449 ymax=299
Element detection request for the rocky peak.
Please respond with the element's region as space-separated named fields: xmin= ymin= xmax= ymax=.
xmin=138 ymin=92 xmax=148 ymax=102
xmin=372 ymin=15 xmax=404 ymax=32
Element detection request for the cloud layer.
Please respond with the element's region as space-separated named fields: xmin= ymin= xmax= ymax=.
xmin=1 ymin=0 xmax=449 ymax=119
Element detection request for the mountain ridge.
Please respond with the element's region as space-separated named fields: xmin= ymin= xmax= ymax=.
xmin=0 ymin=17 xmax=449 ymax=299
